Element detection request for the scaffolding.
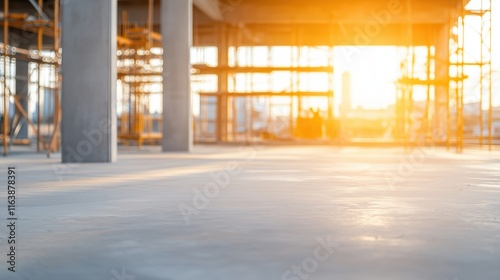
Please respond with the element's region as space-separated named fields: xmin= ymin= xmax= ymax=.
xmin=117 ymin=0 xmax=163 ymax=147
xmin=1 ymin=0 xmax=61 ymax=156
xmin=463 ymin=0 xmax=494 ymax=149
xmin=194 ymin=24 xmax=336 ymax=143
xmin=1 ymin=0 xmax=497 ymax=152
xmin=396 ymin=0 xmax=494 ymax=152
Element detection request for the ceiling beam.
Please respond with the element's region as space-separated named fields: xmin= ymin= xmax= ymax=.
xmin=193 ymin=0 xmax=222 ymax=21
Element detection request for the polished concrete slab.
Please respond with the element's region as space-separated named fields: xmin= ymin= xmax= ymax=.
xmin=0 ymin=145 xmax=499 ymax=280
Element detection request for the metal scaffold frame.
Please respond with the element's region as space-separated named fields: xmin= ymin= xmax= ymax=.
xmin=396 ymin=0 xmax=494 ymax=153
xmin=465 ymin=0 xmax=494 ymax=149
xmin=2 ymin=0 xmax=496 ymax=151
xmin=448 ymin=0 xmax=494 ymax=151
xmin=117 ymin=0 xmax=163 ymax=147
xmin=195 ymin=23 xmax=336 ymax=143
xmin=1 ymin=0 xmax=61 ymax=157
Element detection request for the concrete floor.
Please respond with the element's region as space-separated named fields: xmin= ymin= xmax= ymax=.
xmin=0 ymin=145 xmax=499 ymax=280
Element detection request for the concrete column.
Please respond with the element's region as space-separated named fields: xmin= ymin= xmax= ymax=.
xmin=61 ymin=0 xmax=117 ymax=163
xmin=15 ymin=59 xmax=29 ymax=139
xmin=434 ymin=23 xmax=450 ymax=142
xmin=162 ymin=0 xmax=193 ymax=152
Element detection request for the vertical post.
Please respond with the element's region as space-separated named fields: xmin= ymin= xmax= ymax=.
xmin=54 ymin=0 xmax=59 ymax=52
xmin=3 ymin=0 xmax=9 ymax=156
xmin=290 ymin=28 xmax=296 ymax=138
xmin=231 ymin=26 xmax=240 ymax=141
xmin=161 ymin=0 xmax=193 ymax=152
xmin=217 ymin=23 xmax=228 ymax=142
xmin=425 ymin=44 xmax=432 ymax=141
xmin=297 ymin=27 xmax=302 ymax=116
xmin=459 ymin=5 xmax=465 ymax=153
xmin=47 ymin=0 xmax=60 ymax=157
xmin=404 ymin=0 xmax=413 ymax=151
xmin=487 ymin=0 xmax=493 ymax=150
xmin=406 ymin=47 xmax=415 ymax=150
xmin=61 ymin=0 xmax=117 ymax=163
xmin=479 ymin=0 xmax=484 ymax=146
xmin=36 ymin=0 xmax=43 ymax=152
xmin=148 ymin=0 xmax=154 ymax=50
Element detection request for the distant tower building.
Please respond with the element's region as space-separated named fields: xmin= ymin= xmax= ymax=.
xmin=341 ymin=71 xmax=352 ymax=118
xmin=340 ymin=71 xmax=352 ymax=141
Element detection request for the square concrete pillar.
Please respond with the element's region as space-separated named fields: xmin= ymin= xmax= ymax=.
xmin=162 ymin=0 xmax=193 ymax=152
xmin=61 ymin=0 xmax=117 ymax=163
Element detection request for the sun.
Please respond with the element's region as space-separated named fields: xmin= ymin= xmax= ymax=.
xmin=334 ymin=46 xmax=402 ymax=110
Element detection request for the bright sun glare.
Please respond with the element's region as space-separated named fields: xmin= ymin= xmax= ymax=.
xmin=150 ymin=0 xmax=500 ymax=116
xmin=334 ymin=46 xmax=402 ymax=110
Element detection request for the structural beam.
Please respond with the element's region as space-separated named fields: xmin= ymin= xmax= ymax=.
xmin=194 ymin=23 xmax=435 ymax=47
xmin=61 ymin=0 xmax=117 ymax=163
xmin=193 ymin=0 xmax=222 ymax=21
xmin=162 ymin=0 xmax=193 ymax=152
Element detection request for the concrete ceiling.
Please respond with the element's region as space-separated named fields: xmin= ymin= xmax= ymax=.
xmin=217 ymin=0 xmax=465 ymax=24
xmin=1 ymin=0 xmax=467 ymax=25
xmin=114 ymin=0 xmax=466 ymax=24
